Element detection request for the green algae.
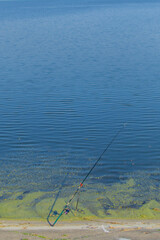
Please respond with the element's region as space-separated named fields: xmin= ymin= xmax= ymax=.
xmin=0 ymin=174 xmax=159 ymax=221
xmin=22 ymin=232 xmax=48 ymax=239
xmin=0 ymin=191 xmax=49 ymax=219
xmin=107 ymin=200 xmax=160 ymax=219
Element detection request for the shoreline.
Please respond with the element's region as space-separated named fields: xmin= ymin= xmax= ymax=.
xmin=0 ymin=219 xmax=160 ymax=230
xmin=0 ymin=219 xmax=159 ymax=240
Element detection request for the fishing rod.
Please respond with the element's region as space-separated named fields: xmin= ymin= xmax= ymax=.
xmin=47 ymin=124 xmax=125 ymax=227
xmin=47 ymin=173 xmax=69 ymax=225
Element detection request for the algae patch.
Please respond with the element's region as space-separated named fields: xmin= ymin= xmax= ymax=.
xmin=0 ymin=174 xmax=159 ymax=220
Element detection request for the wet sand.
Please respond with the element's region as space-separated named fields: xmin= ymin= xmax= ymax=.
xmin=0 ymin=219 xmax=159 ymax=240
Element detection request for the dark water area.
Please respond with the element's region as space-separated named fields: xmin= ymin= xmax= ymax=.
xmin=0 ymin=0 xmax=160 ymax=197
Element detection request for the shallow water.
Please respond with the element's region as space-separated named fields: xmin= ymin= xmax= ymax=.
xmin=0 ymin=0 xmax=160 ymax=219
xmin=0 ymin=175 xmax=159 ymax=220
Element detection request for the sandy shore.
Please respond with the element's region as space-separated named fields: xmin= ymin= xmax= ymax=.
xmin=0 ymin=219 xmax=159 ymax=240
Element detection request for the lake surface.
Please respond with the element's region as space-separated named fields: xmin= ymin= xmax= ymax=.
xmin=0 ymin=0 xmax=160 ymax=220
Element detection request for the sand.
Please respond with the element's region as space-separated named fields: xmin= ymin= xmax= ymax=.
xmin=0 ymin=219 xmax=159 ymax=240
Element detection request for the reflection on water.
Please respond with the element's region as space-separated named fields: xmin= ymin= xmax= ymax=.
xmin=0 ymin=0 xmax=160 ymax=219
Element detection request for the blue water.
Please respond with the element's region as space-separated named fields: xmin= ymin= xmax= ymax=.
xmin=0 ymin=0 xmax=160 ymax=192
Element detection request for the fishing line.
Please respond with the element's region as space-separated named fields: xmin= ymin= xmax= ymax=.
xmin=47 ymin=173 xmax=68 ymax=224
xmin=47 ymin=124 xmax=126 ymax=226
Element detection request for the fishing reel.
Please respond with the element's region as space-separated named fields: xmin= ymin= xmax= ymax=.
xmin=63 ymin=206 xmax=71 ymax=215
xmin=51 ymin=205 xmax=71 ymax=216
xmin=47 ymin=205 xmax=71 ymax=226
xmin=52 ymin=210 xmax=59 ymax=216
